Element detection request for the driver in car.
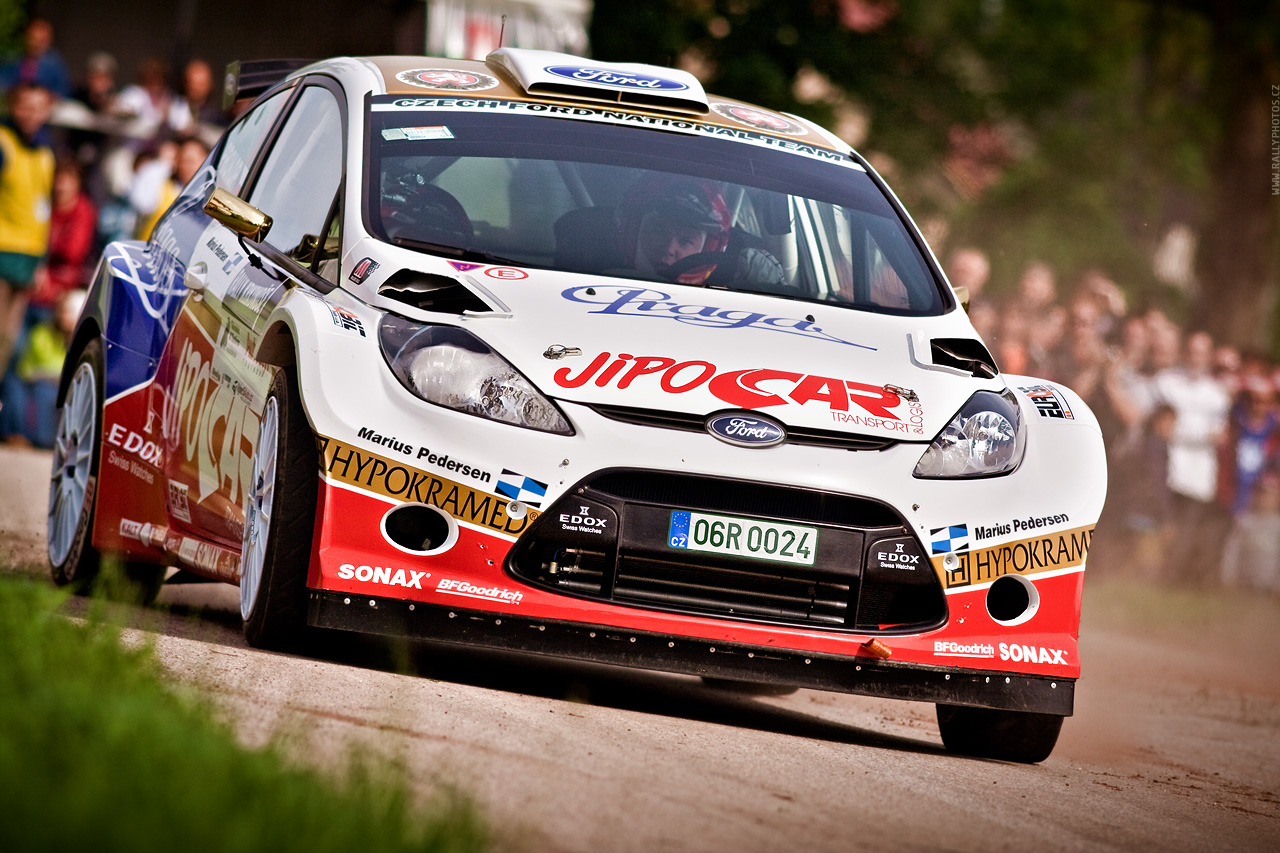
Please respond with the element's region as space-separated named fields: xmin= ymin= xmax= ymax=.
xmin=616 ymin=176 xmax=785 ymax=288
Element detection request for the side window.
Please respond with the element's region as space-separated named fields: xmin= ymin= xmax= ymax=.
xmin=247 ymin=85 xmax=344 ymax=263
xmin=215 ymin=89 xmax=292 ymax=195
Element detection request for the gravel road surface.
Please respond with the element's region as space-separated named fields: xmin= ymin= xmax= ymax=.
xmin=3 ymin=444 xmax=1277 ymax=851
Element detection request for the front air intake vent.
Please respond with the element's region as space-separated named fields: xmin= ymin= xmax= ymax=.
xmin=931 ymin=338 xmax=999 ymax=378
xmin=506 ymin=470 xmax=946 ymax=633
xmin=377 ymin=271 xmax=491 ymax=314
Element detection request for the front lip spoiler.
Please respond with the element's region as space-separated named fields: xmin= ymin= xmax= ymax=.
xmin=307 ymin=591 xmax=1074 ymax=715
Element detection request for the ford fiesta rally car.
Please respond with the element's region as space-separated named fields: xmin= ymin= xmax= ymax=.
xmin=48 ymin=49 xmax=1105 ymax=763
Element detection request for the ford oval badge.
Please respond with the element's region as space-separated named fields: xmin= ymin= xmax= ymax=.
xmin=544 ymin=65 xmax=689 ymax=92
xmin=705 ymin=412 xmax=787 ymax=448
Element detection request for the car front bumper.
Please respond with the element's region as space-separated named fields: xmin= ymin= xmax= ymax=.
xmin=307 ymin=589 xmax=1075 ymax=714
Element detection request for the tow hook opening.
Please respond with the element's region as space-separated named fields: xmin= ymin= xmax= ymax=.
xmin=382 ymin=503 xmax=457 ymax=555
xmin=986 ymin=574 xmax=1039 ymax=626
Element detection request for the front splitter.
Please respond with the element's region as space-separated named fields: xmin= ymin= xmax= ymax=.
xmin=307 ymin=589 xmax=1074 ymax=715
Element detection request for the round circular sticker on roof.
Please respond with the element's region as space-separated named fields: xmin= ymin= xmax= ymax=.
xmin=711 ymin=103 xmax=805 ymax=136
xmin=545 ymin=65 xmax=688 ymax=91
xmin=396 ymin=69 xmax=499 ymax=91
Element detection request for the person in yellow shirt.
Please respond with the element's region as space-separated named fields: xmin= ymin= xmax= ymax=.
xmin=0 ymin=83 xmax=55 ymax=381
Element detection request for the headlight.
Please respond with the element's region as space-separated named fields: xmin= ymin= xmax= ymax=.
xmin=378 ymin=315 xmax=572 ymax=435
xmin=913 ymin=390 xmax=1025 ymax=478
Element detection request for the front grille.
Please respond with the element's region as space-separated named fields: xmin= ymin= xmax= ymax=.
xmin=506 ymin=469 xmax=945 ymax=634
xmin=613 ymin=556 xmax=851 ymax=625
xmin=590 ymin=405 xmax=899 ymax=451
xmin=589 ymin=470 xmax=901 ymax=527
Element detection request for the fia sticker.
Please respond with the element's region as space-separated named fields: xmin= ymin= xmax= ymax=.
xmin=484 ymin=267 xmax=528 ymax=280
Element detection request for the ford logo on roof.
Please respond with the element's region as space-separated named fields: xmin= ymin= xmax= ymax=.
xmin=544 ymin=65 xmax=689 ymax=92
xmin=705 ymin=412 xmax=787 ymax=448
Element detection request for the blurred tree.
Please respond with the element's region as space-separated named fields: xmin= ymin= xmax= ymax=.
xmin=0 ymin=0 xmax=24 ymax=57
xmin=591 ymin=0 xmax=1280 ymax=346
xmin=1185 ymin=0 xmax=1280 ymax=346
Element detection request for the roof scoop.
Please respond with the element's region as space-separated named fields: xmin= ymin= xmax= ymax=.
xmin=486 ymin=48 xmax=709 ymax=115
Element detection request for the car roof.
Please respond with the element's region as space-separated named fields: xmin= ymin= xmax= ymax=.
xmin=351 ymin=49 xmax=850 ymax=156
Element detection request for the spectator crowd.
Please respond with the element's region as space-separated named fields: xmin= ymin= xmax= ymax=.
xmin=0 ymin=18 xmax=221 ymax=449
xmin=0 ymin=17 xmax=1274 ymax=595
xmin=949 ymin=247 xmax=1280 ymax=595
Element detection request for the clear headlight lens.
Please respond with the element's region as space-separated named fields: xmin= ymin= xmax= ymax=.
xmin=379 ymin=315 xmax=572 ymax=435
xmin=913 ymin=390 xmax=1025 ymax=478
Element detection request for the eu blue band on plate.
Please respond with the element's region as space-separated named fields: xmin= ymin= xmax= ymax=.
xmin=668 ymin=510 xmax=690 ymax=549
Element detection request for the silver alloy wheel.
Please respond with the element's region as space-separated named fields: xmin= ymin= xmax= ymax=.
xmin=240 ymin=396 xmax=279 ymax=620
xmin=47 ymin=361 xmax=97 ymax=567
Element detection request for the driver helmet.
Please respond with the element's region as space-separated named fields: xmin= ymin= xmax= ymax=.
xmin=617 ymin=176 xmax=731 ymax=283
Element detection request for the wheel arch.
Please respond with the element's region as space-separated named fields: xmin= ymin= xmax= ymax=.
xmin=255 ymin=317 xmax=299 ymax=370
xmin=57 ymin=316 xmax=103 ymax=407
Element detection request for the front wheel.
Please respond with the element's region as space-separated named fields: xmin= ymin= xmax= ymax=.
xmin=48 ymin=339 xmax=103 ymax=589
xmin=936 ymin=703 xmax=1064 ymax=763
xmin=47 ymin=338 xmax=167 ymax=604
xmin=240 ymin=365 xmax=318 ymax=650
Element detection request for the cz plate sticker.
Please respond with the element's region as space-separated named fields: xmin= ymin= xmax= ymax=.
xmin=668 ymin=510 xmax=817 ymax=566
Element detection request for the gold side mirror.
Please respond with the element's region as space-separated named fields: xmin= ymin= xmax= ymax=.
xmin=953 ymin=285 xmax=971 ymax=314
xmin=204 ymin=186 xmax=272 ymax=242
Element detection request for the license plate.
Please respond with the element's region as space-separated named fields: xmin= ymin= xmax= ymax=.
xmin=667 ymin=510 xmax=817 ymax=566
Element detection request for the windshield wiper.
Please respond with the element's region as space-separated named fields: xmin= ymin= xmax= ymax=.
xmin=391 ymin=237 xmax=532 ymax=268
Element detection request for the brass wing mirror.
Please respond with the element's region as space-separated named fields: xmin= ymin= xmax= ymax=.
xmin=204 ymin=186 xmax=272 ymax=242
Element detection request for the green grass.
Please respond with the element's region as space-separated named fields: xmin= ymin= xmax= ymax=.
xmin=0 ymin=576 xmax=488 ymax=853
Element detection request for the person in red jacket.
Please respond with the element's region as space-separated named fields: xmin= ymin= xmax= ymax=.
xmin=29 ymin=160 xmax=97 ymax=318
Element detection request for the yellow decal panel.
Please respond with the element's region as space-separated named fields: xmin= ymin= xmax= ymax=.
xmin=931 ymin=525 xmax=1094 ymax=590
xmin=316 ymin=436 xmax=539 ymax=537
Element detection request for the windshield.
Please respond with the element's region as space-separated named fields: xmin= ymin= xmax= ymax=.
xmin=366 ymin=97 xmax=946 ymax=315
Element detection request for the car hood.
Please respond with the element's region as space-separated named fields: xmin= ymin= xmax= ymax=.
xmin=453 ymin=271 xmax=1000 ymax=442
xmin=347 ymin=248 xmax=1000 ymax=442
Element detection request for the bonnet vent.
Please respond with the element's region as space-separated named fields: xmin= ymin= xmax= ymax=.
xmin=377 ymin=271 xmax=490 ymax=315
xmin=486 ymin=48 xmax=710 ymax=116
xmin=931 ymin=338 xmax=999 ymax=378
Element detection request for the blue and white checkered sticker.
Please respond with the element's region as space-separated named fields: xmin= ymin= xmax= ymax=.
xmin=495 ymin=469 xmax=548 ymax=508
xmin=930 ymin=524 xmax=970 ymax=555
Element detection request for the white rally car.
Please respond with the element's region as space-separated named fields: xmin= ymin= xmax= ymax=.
xmin=48 ymin=50 xmax=1105 ymax=762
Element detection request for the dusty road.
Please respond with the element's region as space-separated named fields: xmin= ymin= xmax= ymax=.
xmin=3 ymin=444 xmax=1277 ymax=851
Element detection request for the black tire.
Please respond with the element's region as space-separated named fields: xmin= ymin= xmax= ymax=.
xmin=701 ymin=677 xmax=798 ymax=697
xmin=240 ymin=365 xmax=317 ymax=650
xmin=936 ymin=703 xmax=1065 ymax=763
xmin=47 ymin=338 xmax=168 ymax=605
xmin=48 ymin=338 xmax=104 ymax=591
